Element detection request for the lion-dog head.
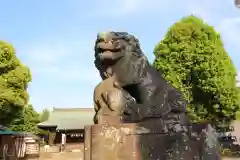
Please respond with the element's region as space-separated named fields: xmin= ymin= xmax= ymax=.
xmin=94 ymin=31 xmax=148 ymax=82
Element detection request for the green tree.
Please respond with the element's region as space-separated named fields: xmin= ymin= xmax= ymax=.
xmin=237 ymin=86 xmax=240 ymax=120
xmin=0 ymin=41 xmax=31 ymax=125
xmin=39 ymin=108 xmax=50 ymax=122
xmin=10 ymin=104 xmax=41 ymax=134
xmin=153 ymin=15 xmax=240 ymax=124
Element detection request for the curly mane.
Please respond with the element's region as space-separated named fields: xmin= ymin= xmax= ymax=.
xmin=94 ymin=31 xmax=149 ymax=81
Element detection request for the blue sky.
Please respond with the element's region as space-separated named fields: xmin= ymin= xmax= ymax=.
xmin=0 ymin=0 xmax=240 ymax=112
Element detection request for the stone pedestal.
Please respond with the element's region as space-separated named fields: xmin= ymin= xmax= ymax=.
xmin=84 ymin=116 xmax=221 ymax=160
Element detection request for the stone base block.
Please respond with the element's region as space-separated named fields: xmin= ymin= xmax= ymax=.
xmin=84 ymin=117 xmax=221 ymax=160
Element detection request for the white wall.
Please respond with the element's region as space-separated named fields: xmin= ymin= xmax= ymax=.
xmin=230 ymin=120 xmax=240 ymax=144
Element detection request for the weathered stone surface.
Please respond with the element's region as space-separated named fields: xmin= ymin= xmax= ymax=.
xmin=94 ymin=31 xmax=187 ymax=122
xmin=88 ymin=31 xmax=221 ymax=160
xmin=93 ymin=77 xmax=136 ymax=124
xmin=84 ymin=120 xmax=221 ymax=160
xmin=84 ymin=115 xmax=221 ymax=160
xmin=84 ymin=126 xmax=91 ymax=160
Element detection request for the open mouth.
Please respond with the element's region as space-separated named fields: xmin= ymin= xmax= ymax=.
xmin=95 ymin=40 xmax=122 ymax=64
xmin=96 ymin=41 xmax=120 ymax=52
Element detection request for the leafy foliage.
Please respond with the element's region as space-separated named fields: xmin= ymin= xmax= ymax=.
xmin=9 ymin=104 xmax=41 ymax=134
xmin=0 ymin=41 xmax=31 ymax=125
xmin=153 ymin=15 xmax=240 ymax=124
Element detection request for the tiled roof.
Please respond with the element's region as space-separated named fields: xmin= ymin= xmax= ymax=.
xmin=37 ymin=108 xmax=95 ymax=130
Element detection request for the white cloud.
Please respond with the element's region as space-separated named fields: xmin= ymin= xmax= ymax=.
xmin=186 ymin=4 xmax=212 ymax=22
xmin=16 ymin=0 xmax=239 ymax=111
xmin=93 ymin=0 xmax=232 ymax=17
xmin=35 ymin=65 xmax=100 ymax=83
xmin=117 ymin=0 xmax=168 ymax=14
xmin=22 ymin=0 xmax=239 ymax=84
xmin=178 ymin=0 xmax=240 ymax=55
xmin=25 ymin=45 xmax=71 ymax=64
xmin=90 ymin=0 xmax=170 ymax=17
xmin=21 ymin=39 xmax=101 ymax=84
xmin=23 ymin=41 xmax=101 ymax=110
xmin=116 ymin=0 xmax=142 ymax=14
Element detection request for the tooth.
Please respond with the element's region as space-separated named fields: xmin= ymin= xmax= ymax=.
xmin=97 ymin=42 xmax=114 ymax=50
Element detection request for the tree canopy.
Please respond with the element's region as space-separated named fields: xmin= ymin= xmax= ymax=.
xmin=0 ymin=40 xmax=31 ymax=125
xmin=153 ymin=15 xmax=240 ymax=124
xmin=10 ymin=104 xmax=40 ymax=134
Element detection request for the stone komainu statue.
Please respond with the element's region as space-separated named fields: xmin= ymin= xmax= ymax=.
xmin=93 ymin=31 xmax=220 ymax=159
xmin=94 ymin=31 xmax=186 ymax=122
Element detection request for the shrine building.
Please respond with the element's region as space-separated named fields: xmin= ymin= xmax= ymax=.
xmin=37 ymin=108 xmax=94 ymax=145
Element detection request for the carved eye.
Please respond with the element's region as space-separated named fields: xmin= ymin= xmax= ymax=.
xmin=114 ymin=40 xmax=122 ymax=49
